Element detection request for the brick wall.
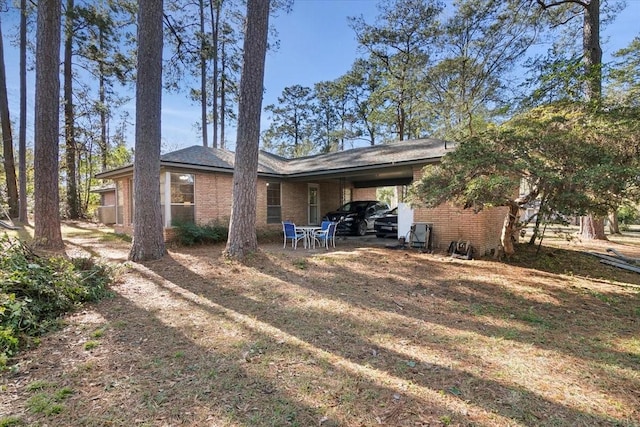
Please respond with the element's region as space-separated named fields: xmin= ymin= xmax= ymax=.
xmin=195 ymin=173 xmax=233 ymax=226
xmin=279 ymin=180 xmax=344 ymax=227
xmin=411 ymin=167 xmax=507 ymax=256
xmin=321 ymin=181 xmax=343 ymax=217
xmin=102 ymin=191 xmax=116 ymax=206
xmin=110 ymin=165 xmax=508 ymax=255
xmin=353 ymin=188 xmax=377 ymax=200
xmin=281 ymin=181 xmax=308 ymax=224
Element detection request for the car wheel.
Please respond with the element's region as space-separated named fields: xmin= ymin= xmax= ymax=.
xmin=356 ymin=220 xmax=367 ymax=236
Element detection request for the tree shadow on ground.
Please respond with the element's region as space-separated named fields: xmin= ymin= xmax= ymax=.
xmin=139 ymin=251 xmax=638 ymax=426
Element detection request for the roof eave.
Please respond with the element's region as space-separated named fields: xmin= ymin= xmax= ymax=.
xmin=280 ymin=157 xmax=442 ymax=179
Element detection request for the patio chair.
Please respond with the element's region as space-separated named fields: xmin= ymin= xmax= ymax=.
xmin=314 ymin=221 xmax=337 ymax=250
xmin=310 ymin=220 xmax=331 ymax=248
xmin=283 ymin=222 xmax=305 ymax=249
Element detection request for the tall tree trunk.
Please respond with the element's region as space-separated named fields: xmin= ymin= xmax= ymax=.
xmin=64 ymin=0 xmax=80 ymax=219
xmin=210 ymin=0 xmax=221 ymax=148
xmin=583 ymin=0 xmax=601 ymax=101
xmin=220 ymin=36 xmax=226 ymax=149
xmin=607 ymin=211 xmax=620 ymax=234
xmin=0 ymin=17 xmax=18 ymax=218
xmin=539 ymin=0 xmax=607 ymax=241
xmin=500 ymin=201 xmax=520 ymax=257
xmin=580 ymin=0 xmax=605 ymax=240
xmin=99 ymin=29 xmax=108 ymax=170
xmin=580 ymin=216 xmax=607 ymax=240
xmin=199 ymin=0 xmax=208 ymax=147
xmin=34 ymin=0 xmax=64 ymax=250
xmin=129 ymin=0 xmax=166 ymax=262
xmin=18 ymin=0 xmax=28 ymax=224
xmin=224 ymin=0 xmax=270 ymax=260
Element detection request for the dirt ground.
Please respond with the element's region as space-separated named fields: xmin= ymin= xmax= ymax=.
xmin=1 ymin=223 xmax=639 ymax=426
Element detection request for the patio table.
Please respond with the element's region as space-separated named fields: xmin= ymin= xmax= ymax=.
xmin=295 ymin=226 xmax=322 ymax=249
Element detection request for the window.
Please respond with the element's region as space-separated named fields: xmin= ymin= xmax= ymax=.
xmin=116 ymin=180 xmax=124 ymax=225
xmin=161 ymin=172 xmax=195 ymax=225
xmin=170 ymin=173 xmax=194 ymax=224
xmin=266 ymin=182 xmax=281 ymax=224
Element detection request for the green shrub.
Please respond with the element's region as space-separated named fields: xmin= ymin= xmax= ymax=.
xmin=173 ymin=221 xmax=228 ymax=246
xmin=0 ymin=235 xmax=114 ymax=367
xmin=617 ymin=204 xmax=639 ymax=225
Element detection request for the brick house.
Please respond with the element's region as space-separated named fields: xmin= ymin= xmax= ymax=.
xmin=92 ymin=185 xmax=116 ymax=225
xmin=95 ymin=138 xmax=507 ymax=255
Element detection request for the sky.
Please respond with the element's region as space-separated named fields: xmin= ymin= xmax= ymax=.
xmin=164 ymin=0 xmax=640 ymax=151
xmin=163 ymin=0 xmax=380 ymax=152
xmin=3 ymin=0 xmax=640 ymax=153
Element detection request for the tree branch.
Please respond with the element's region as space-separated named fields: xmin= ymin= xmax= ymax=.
xmin=536 ymin=0 xmax=588 ymax=10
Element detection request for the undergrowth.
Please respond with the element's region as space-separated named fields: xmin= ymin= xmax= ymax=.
xmin=172 ymin=221 xmax=228 ymax=246
xmin=0 ymin=235 xmax=114 ymax=367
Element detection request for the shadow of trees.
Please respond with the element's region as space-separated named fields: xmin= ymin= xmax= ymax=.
xmin=137 ymin=248 xmax=639 ymax=426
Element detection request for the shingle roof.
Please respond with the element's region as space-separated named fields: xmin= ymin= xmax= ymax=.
xmin=163 ymin=138 xmax=451 ymax=176
xmin=160 ymin=146 xmax=281 ymax=174
xmin=279 ymin=138 xmax=452 ymax=176
xmin=96 ymin=138 xmax=453 ymax=179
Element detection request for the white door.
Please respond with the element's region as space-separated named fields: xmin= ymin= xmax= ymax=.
xmin=308 ymin=184 xmax=319 ymax=225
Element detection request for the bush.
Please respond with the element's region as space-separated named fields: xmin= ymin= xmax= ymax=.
xmin=617 ymin=204 xmax=639 ymax=225
xmin=0 ymin=235 xmax=114 ymax=367
xmin=173 ymin=221 xmax=228 ymax=246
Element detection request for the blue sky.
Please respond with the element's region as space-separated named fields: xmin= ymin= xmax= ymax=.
xmin=165 ymin=0 xmax=640 ymax=151
xmin=3 ymin=0 xmax=640 ymax=153
xmin=163 ymin=0 xmax=379 ymax=151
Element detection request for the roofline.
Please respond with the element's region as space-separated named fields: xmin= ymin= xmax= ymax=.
xmin=95 ymin=139 xmax=451 ymax=180
xmin=95 ymin=161 xmax=284 ymax=180
xmin=96 ymin=156 xmax=442 ymax=181
xmin=281 ymin=157 xmax=441 ymax=179
xmin=94 ymin=165 xmax=133 ymax=179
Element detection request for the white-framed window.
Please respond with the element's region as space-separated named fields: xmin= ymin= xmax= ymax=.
xmin=308 ymin=184 xmax=319 ymax=225
xmin=116 ymin=180 xmax=124 ymax=225
xmin=161 ymin=172 xmax=195 ymax=226
xmin=266 ymin=182 xmax=281 ymax=224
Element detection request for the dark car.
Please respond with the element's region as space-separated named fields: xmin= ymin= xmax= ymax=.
xmin=374 ymin=207 xmax=398 ymax=238
xmin=323 ymin=200 xmax=390 ymax=236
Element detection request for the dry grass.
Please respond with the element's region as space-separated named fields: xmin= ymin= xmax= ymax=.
xmin=1 ymin=222 xmax=639 ymax=426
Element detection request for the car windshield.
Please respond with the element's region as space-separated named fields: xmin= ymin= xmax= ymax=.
xmin=337 ymin=201 xmax=371 ymax=212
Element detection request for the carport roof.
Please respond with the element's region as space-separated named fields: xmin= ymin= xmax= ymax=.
xmin=95 ymin=138 xmax=454 ymax=179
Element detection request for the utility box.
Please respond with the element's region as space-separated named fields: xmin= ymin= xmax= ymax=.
xmin=409 ymin=222 xmax=433 ymax=250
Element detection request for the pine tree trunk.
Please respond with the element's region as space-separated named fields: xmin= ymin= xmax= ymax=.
xmin=580 ymin=0 xmax=606 ymax=240
xmin=0 ymin=17 xmax=19 ymax=219
xmin=199 ymin=0 xmax=208 ymax=147
xmin=33 ymin=0 xmax=63 ymax=250
xmin=210 ymin=0 xmax=220 ymax=148
xmin=99 ymin=30 xmax=108 ymax=170
xmin=128 ymin=0 xmax=166 ymax=262
xmin=64 ymin=0 xmax=80 ymax=219
xmin=18 ymin=0 xmax=28 ymax=224
xmin=220 ymin=40 xmax=226 ymax=149
xmin=224 ymin=0 xmax=270 ymax=260
xmin=583 ymin=0 xmax=602 ymax=100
